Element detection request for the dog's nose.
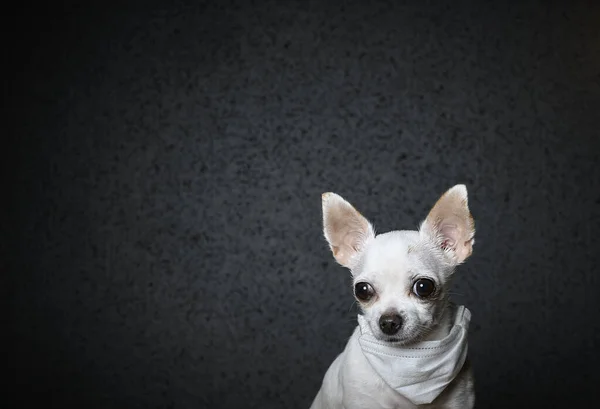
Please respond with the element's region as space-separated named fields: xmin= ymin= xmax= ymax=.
xmin=379 ymin=314 xmax=403 ymax=335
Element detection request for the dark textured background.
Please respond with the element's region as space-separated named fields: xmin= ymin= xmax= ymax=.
xmin=7 ymin=0 xmax=600 ymax=408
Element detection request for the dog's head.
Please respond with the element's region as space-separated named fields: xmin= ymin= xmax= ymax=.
xmin=322 ymin=185 xmax=475 ymax=344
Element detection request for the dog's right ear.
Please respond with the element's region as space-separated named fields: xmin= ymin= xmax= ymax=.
xmin=322 ymin=192 xmax=375 ymax=269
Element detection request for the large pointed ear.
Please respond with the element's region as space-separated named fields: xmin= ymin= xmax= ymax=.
xmin=322 ymin=192 xmax=375 ymax=269
xmin=420 ymin=184 xmax=475 ymax=265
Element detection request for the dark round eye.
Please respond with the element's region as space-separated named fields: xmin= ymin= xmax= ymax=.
xmin=354 ymin=282 xmax=375 ymax=302
xmin=413 ymin=278 xmax=435 ymax=298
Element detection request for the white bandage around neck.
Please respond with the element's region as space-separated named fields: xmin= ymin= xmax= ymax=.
xmin=357 ymin=305 xmax=471 ymax=405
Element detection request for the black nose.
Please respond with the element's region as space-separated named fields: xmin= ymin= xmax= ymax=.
xmin=379 ymin=314 xmax=403 ymax=335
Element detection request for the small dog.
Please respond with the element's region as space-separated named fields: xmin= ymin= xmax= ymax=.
xmin=310 ymin=185 xmax=476 ymax=409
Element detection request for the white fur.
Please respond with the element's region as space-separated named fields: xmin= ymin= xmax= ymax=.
xmin=311 ymin=185 xmax=476 ymax=409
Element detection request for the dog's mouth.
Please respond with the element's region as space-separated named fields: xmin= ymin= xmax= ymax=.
xmin=378 ymin=328 xmax=429 ymax=345
xmin=373 ymin=331 xmax=414 ymax=344
xmin=382 ymin=335 xmax=412 ymax=344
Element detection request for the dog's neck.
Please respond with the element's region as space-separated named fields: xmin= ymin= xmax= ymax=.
xmin=419 ymin=304 xmax=454 ymax=342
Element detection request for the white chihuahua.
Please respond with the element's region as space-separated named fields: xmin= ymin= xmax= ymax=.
xmin=310 ymin=185 xmax=476 ymax=409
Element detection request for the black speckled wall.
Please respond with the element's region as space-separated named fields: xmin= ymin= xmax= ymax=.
xmin=7 ymin=0 xmax=600 ymax=408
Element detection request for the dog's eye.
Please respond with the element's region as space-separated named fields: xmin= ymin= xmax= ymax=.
xmin=354 ymin=282 xmax=375 ymax=301
xmin=412 ymin=278 xmax=435 ymax=298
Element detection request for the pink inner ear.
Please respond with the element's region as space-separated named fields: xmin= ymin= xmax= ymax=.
xmin=439 ymin=223 xmax=458 ymax=250
xmin=441 ymin=238 xmax=451 ymax=250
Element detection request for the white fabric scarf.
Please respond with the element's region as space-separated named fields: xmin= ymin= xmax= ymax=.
xmin=357 ymin=305 xmax=471 ymax=405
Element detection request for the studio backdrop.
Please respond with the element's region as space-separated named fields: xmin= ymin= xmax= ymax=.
xmin=8 ymin=0 xmax=600 ymax=408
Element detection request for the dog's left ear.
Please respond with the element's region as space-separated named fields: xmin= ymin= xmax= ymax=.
xmin=420 ymin=184 xmax=475 ymax=265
